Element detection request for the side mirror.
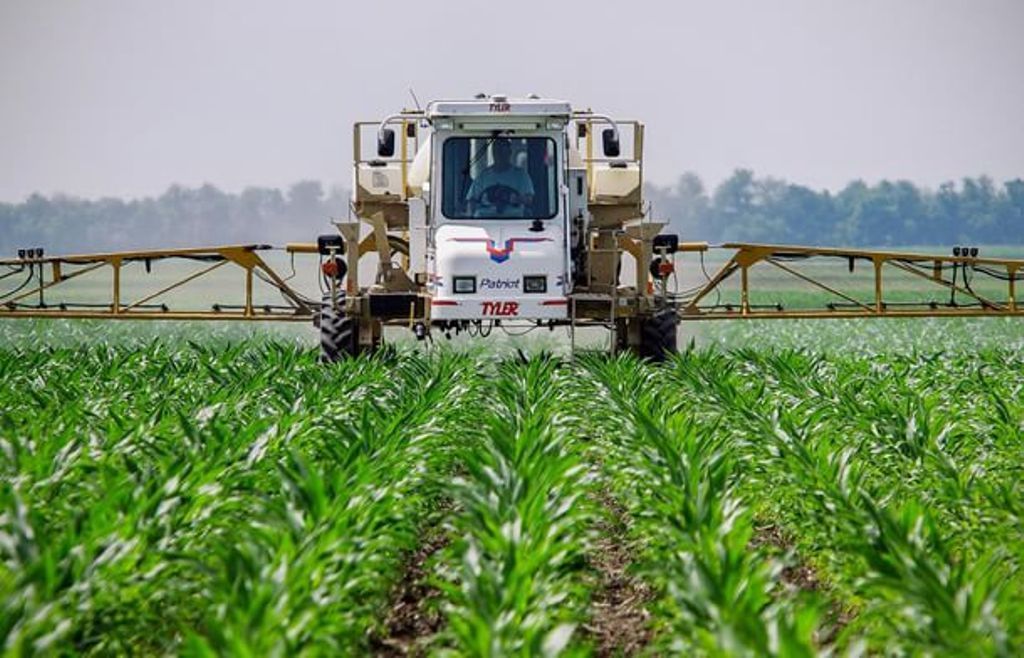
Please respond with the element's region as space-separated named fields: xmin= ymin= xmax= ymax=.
xmin=377 ymin=128 xmax=396 ymax=157
xmin=602 ymin=128 xmax=620 ymax=158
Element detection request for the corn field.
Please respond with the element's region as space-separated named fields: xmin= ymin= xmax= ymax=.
xmin=1 ymin=330 xmax=1022 ymax=656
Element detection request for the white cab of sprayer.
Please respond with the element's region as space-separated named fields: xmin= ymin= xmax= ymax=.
xmin=424 ymin=96 xmax=573 ymax=320
xmin=329 ymin=93 xmax=673 ymax=360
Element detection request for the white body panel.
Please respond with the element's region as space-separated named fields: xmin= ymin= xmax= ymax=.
xmin=429 ymin=222 xmax=568 ymax=320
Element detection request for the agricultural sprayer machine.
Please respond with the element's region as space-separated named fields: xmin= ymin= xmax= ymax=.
xmin=3 ymin=95 xmax=1023 ymax=360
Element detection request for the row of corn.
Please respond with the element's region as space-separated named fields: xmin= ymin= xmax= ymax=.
xmin=1 ymin=337 xmax=1022 ymax=655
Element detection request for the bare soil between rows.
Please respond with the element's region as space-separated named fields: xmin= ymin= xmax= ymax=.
xmin=371 ymin=515 xmax=451 ymax=656
xmin=584 ymin=492 xmax=654 ymax=657
xmin=751 ymin=521 xmax=856 ymax=646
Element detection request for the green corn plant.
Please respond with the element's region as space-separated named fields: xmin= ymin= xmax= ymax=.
xmin=659 ymin=345 xmax=1024 ymax=654
xmin=436 ymin=357 xmax=592 ymax=657
xmin=2 ymin=324 xmax=1023 ymax=655
xmin=768 ymin=418 xmax=1015 ymax=656
xmin=0 ymin=342 xmax=470 ymax=655
xmin=581 ymin=354 xmax=822 ymax=657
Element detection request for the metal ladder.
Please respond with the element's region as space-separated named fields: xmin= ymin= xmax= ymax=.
xmin=570 ymin=243 xmax=622 ymax=358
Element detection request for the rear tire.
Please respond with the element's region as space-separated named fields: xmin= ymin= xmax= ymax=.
xmin=638 ymin=308 xmax=678 ymax=362
xmin=319 ymin=293 xmax=358 ymax=363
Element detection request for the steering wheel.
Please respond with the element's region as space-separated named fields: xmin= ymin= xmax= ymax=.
xmin=482 ymin=184 xmax=521 ymax=212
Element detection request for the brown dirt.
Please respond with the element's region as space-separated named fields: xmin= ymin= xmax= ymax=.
xmin=750 ymin=522 xmax=821 ymax=592
xmin=371 ymin=520 xmax=450 ymax=656
xmin=583 ymin=493 xmax=654 ymax=657
xmin=750 ymin=521 xmax=855 ymax=646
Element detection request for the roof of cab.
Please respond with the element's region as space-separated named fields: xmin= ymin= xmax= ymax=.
xmin=427 ymin=95 xmax=572 ymax=119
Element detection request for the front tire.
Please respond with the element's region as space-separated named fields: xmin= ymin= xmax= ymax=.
xmin=638 ymin=308 xmax=678 ymax=362
xmin=319 ymin=293 xmax=358 ymax=363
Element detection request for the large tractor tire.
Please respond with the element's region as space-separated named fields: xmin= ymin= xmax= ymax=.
xmin=319 ymin=293 xmax=358 ymax=363
xmin=637 ymin=308 xmax=679 ymax=362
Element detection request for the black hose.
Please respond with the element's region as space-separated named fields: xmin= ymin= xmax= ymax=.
xmin=0 ymin=271 xmax=35 ymax=302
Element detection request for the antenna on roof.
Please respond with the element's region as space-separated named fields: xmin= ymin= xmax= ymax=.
xmin=408 ymin=87 xmax=422 ymax=112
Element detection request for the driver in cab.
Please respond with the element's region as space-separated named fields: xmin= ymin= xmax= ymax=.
xmin=465 ymin=138 xmax=534 ymax=218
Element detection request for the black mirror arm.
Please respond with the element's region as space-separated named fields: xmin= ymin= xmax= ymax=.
xmin=581 ymin=113 xmax=620 ymax=147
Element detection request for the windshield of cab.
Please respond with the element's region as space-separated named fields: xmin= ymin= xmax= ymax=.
xmin=441 ymin=136 xmax=558 ymax=219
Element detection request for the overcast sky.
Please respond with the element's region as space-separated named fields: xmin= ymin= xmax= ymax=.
xmin=1 ymin=0 xmax=1022 ymax=201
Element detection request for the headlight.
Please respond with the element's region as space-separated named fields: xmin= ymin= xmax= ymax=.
xmin=523 ymin=275 xmax=547 ymax=293
xmin=453 ymin=276 xmax=476 ymax=294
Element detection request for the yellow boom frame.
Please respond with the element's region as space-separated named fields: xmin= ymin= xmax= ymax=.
xmin=677 ymin=243 xmax=1024 ymax=320
xmin=1 ymin=241 xmax=1022 ymax=324
xmin=0 ymin=245 xmax=315 ymax=321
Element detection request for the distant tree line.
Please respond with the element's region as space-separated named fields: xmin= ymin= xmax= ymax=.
xmin=0 ymin=181 xmax=347 ymax=256
xmin=1 ymin=171 xmax=1022 ymax=255
xmin=648 ymin=170 xmax=1024 ymax=247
